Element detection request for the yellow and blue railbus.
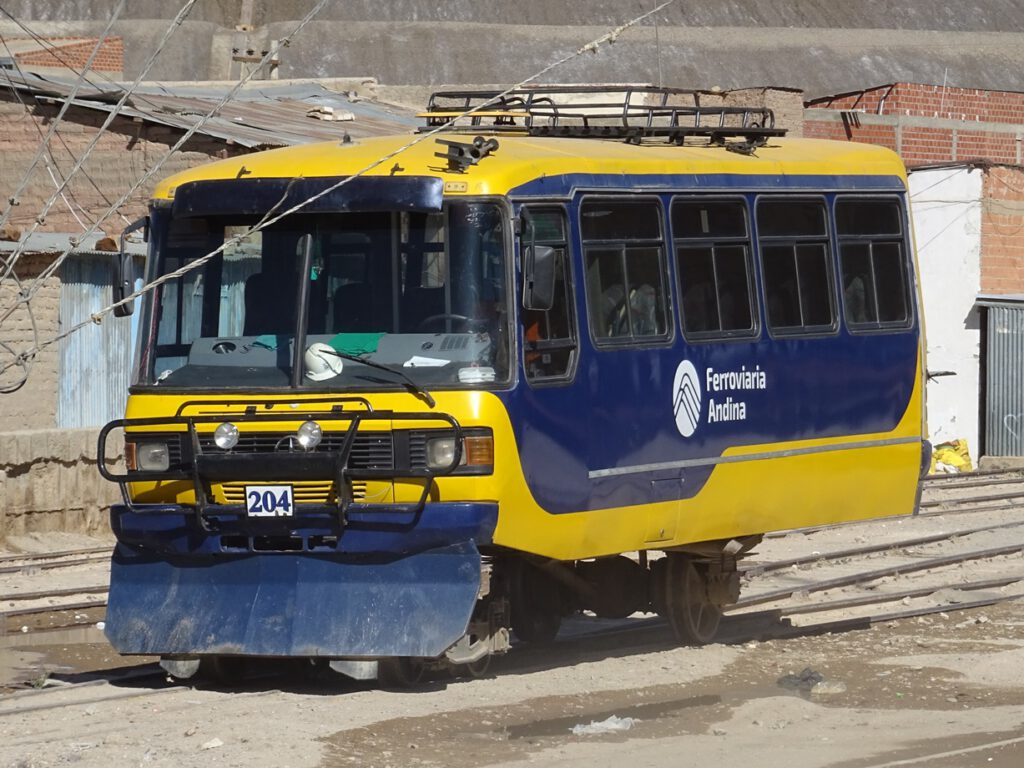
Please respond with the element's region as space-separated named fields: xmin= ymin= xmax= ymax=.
xmin=98 ymin=87 xmax=928 ymax=681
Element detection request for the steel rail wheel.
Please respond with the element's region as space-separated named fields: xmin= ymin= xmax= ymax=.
xmin=665 ymin=554 xmax=721 ymax=645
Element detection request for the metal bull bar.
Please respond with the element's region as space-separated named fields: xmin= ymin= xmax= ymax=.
xmin=97 ymin=396 xmax=466 ymax=530
xmin=97 ymin=397 xmax=500 ymax=659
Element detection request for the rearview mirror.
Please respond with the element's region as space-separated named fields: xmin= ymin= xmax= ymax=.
xmin=523 ymin=244 xmax=556 ymax=311
xmin=112 ymin=217 xmax=148 ymax=317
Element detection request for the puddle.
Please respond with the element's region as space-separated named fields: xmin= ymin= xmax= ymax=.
xmin=0 ymin=625 xmax=145 ymax=692
xmin=319 ymin=678 xmax=748 ymax=768
xmin=505 ymin=693 xmax=721 ymax=740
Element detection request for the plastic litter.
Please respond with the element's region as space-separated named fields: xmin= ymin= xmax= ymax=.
xmin=570 ymin=714 xmax=638 ymax=736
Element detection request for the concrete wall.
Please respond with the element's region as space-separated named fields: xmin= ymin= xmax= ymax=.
xmin=910 ymin=167 xmax=984 ymax=456
xmin=0 ymin=427 xmax=121 ymax=540
xmin=6 ymin=0 xmax=1023 ymax=31
xmin=5 ymin=11 xmax=1024 ymax=94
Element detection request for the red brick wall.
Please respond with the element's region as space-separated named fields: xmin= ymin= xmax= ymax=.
xmin=980 ymin=167 xmax=1024 ymax=294
xmin=805 ymin=82 xmax=1024 ymax=167
xmin=808 ymin=83 xmax=1024 ymax=125
xmin=13 ymin=37 xmax=124 ymax=73
xmin=803 ymin=118 xmax=897 ymax=151
xmin=0 ymin=94 xmax=248 ymax=234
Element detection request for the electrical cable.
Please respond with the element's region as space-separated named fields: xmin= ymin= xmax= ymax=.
xmin=0 ymin=0 xmax=679 ymax=377
xmin=9 ymin=0 xmax=335 ymax=305
xmin=0 ymin=0 xmax=198 ymax=289
xmin=0 ymin=254 xmax=38 ymax=393
xmin=0 ymin=3 xmax=170 ymax=114
xmin=0 ymin=1 xmax=125 ymax=241
xmin=0 ymin=32 xmax=108 ymax=232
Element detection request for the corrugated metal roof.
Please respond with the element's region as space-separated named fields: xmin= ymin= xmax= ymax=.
xmin=0 ymin=231 xmax=146 ymax=256
xmin=0 ymin=71 xmax=419 ymax=149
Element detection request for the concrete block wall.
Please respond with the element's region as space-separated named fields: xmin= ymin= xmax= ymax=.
xmin=0 ymin=427 xmax=121 ymax=539
xmin=980 ymin=167 xmax=1024 ymax=294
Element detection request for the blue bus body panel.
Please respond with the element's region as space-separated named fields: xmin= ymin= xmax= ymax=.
xmin=502 ymin=177 xmax=919 ymax=515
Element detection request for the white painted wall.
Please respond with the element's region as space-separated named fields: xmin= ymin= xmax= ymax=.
xmin=909 ymin=167 xmax=983 ymax=458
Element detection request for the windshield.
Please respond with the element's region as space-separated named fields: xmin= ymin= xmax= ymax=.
xmin=135 ymin=201 xmax=511 ymax=390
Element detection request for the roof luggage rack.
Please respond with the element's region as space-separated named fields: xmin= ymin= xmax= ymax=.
xmin=420 ymin=86 xmax=787 ymax=149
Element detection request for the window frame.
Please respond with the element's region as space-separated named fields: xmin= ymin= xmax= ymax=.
xmin=754 ymin=194 xmax=839 ymax=339
xmin=519 ymin=203 xmax=580 ymax=385
xmin=578 ymin=194 xmax=674 ymax=349
xmin=670 ymin=195 xmax=760 ymax=343
xmin=834 ymin=194 xmax=916 ymax=334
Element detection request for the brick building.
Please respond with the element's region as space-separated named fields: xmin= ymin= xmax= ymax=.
xmin=806 ymin=83 xmax=1024 ymax=460
xmin=1 ymin=36 xmax=125 ymax=79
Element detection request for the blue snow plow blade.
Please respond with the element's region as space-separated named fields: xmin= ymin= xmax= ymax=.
xmin=105 ymin=541 xmax=483 ymax=658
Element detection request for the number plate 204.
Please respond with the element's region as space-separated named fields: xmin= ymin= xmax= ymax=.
xmin=245 ymin=485 xmax=294 ymax=517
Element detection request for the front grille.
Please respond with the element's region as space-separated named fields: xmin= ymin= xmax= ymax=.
xmin=197 ymin=431 xmax=394 ymax=469
xmin=217 ymin=480 xmax=367 ymax=504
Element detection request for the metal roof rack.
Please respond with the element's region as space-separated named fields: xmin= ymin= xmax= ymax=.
xmin=420 ymin=86 xmax=787 ymax=148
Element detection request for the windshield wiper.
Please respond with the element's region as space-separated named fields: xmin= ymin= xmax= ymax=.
xmin=323 ymin=349 xmax=436 ymax=408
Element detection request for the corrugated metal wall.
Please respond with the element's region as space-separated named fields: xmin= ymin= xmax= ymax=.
xmin=985 ymin=304 xmax=1024 ymax=456
xmin=57 ymin=254 xmax=138 ymax=429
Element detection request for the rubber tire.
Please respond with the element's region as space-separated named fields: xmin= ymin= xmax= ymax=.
xmin=201 ymin=655 xmax=247 ymax=685
xmin=665 ymin=555 xmax=722 ymax=646
xmin=378 ymin=657 xmax=428 ymax=689
xmin=510 ymin=561 xmax=562 ymax=644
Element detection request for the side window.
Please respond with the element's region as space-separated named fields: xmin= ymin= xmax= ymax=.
xmin=522 ymin=207 xmax=577 ymax=382
xmin=672 ymin=199 xmax=756 ymax=338
xmin=835 ymin=198 xmax=912 ymax=330
xmin=756 ymin=198 xmax=836 ymax=334
xmin=581 ymin=199 xmax=670 ymax=343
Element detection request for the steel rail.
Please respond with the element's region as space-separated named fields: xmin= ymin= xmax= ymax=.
xmin=735 ymin=541 xmax=1024 ymax=609
xmin=744 ymin=518 xmax=1024 ymax=575
xmin=0 ymin=554 xmax=109 ymax=576
xmin=0 ymin=547 xmax=109 ymax=565
xmin=0 ymin=585 xmax=107 ymax=603
xmin=919 ymin=490 xmax=1024 ymax=509
xmin=4 ymin=599 xmax=107 ymax=620
xmin=769 ymin=574 xmax=1024 ymax=617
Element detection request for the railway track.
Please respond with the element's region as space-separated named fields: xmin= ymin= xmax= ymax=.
xmin=3 ymin=469 xmax=1024 ymax=712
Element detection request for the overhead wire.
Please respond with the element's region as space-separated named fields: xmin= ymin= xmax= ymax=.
xmin=0 ymin=3 xmax=169 ymax=114
xmin=0 ymin=31 xmax=113 ymax=232
xmin=0 ymin=0 xmax=679 ymax=378
xmin=0 ymin=0 xmax=198 ymax=290
xmin=0 ymin=0 xmax=126 ymax=241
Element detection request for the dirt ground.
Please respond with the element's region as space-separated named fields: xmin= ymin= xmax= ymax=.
xmin=3 ymin=508 xmax=1024 ymax=768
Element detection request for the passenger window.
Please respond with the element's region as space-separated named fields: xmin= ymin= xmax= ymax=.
xmin=581 ymin=199 xmax=669 ymax=343
xmin=757 ymin=199 xmax=836 ymax=334
xmin=522 ymin=207 xmax=577 ymax=381
xmin=672 ymin=199 xmax=756 ymax=337
xmin=835 ymin=199 xmax=911 ymax=329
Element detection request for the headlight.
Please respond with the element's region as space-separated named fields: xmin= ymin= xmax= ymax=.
xmin=297 ymin=420 xmax=323 ymax=450
xmin=426 ymin=437 xmax=460 ymax=469
xmin=424 ymin=433 xmax=494 ymax=471
xmin=214 ymin=422 xmax=240 ymax=450
xmin=135 ymin=442 xmax=170 ymax=472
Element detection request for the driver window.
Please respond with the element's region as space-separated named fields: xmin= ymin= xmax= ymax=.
xmin=522 ymin=206 xmax=577 ymax=382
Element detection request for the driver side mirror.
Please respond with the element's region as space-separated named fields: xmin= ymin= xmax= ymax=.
xmin=523 ymin=244 xmax=556 ymax=311
xmin=112 ymin=216 xmax=148 ymax=317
